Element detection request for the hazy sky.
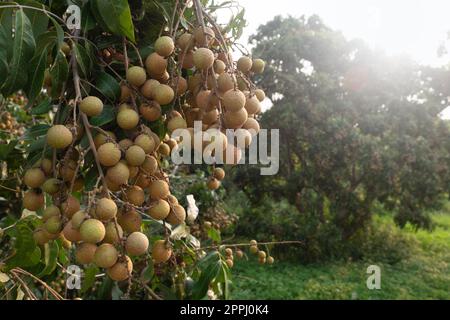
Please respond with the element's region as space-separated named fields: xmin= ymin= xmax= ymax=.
xmin=230 ymin=0 xmax=450 ymax=66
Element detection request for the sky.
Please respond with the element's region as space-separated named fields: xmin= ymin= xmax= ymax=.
xmin=227 ymin=0 xmax=450 ymax=66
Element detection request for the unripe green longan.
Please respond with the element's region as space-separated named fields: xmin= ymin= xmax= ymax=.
xmin=80 ymin=219 xmax=105 ymax=244
xmin=42 ymin=178 xmax=61 ymax=195
xmin=45 ymin=216 xmax=62 ymax=234
xmin=251 ymin=59 xmax=265 ymax=73
xmin=42 ymin=205 xmax=61 ymax=222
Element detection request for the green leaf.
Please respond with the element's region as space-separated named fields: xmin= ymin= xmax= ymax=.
xmin=0 ymin=5 xmax=14 ymax=61
xmin=93 ymin=0 xmax=135 ymax=42
xmin=192 ymin=251 xmax=221 ymax=299
xmin=89 ymin=105 xmax=115 ymax=126
xmin=31 ymin=98 xmax=52 ymax=115
xmin=27 ymin=136 xmax=46 ymax=154
xmin=1 ymin=8 xmax=36 ymax=95
xmin=25 ymin=47 xmax=47 ymax=105
xmin=50 ymin=51 xmax=69 ymax=98
xmin=20 ymin=0 xmax=49 ymax=38
xmin=81 ymin=266 xmax=99 ymax=294
xmin=0 ymin=140 xmax=18 ymax=161
xmin=80 ymin=3 xmax=96 ymax=32
xmin=0 ymin=26 xmax=10 ymax=88
xmin=48 ymin=16 xmax=64 ymax=50
xmin=73 ymin=43 xmax=92 ymax=78
xmin=7 ymin=221 xmax=41 ymax=268
xmin=25 ymin=124 xmax=50 ymax=139
xmin=38 ymin=241 xmax=59 ymax=276
xmin=95 ymin=71 xmax=120 ymax=100
xmin=207 ymin=227 xmax=221 ymax=242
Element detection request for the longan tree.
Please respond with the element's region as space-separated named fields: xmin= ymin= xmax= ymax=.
xmin=0 ymin=0 xmax=280 ymax=300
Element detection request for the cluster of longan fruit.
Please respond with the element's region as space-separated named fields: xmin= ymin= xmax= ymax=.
xmin=0 ymin=111 xmax=23 ymax=136
xmin=248 ymin=240 xmax=274 ymax=265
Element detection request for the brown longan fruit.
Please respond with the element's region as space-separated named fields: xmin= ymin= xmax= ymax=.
xmin=94 ymin=131 xmax=116 ymax=149
xmin=117 ymin=208 xmax=142 ymax=233
xmin=148 ymin=179 xmax=170 ymax=200
xmin=202 ymin=109 xmax=219 ymax=125
xmin=94 ymin=243 xmax=118 ymax=268
xmin=251 ymin=58 xmax=265 ymax=73
xmin=63 ymin=221 xmax=81 ymax=242
xmin=249 ymin=245 xmax=258 ymax=254
xmin=167 ymin=116 xmax=187 ymax=134
xmin=125 ymin=145 xmax=146 ymax=166
xmin=217 ymin=73 xmax=235 ymax=93
xmin=103 ymin=222 xmax=123 ymax=244
xmin=97 ymin=142 xmax=121 ymax=167
xmin=242 ymin=118 xmax=260 ymax=134
xmin=214 ymin=59 xmax=226 ymax=74
xmin=134 ymin=134 xmax=156 ymax=154
xmin=225 ymin=259 xmax=233 ymax=268
xmin=193 ymin=48 xmax=215 ymax=70
xmin=223 ymin=89 xmax=246 ymax=112
xmin=194 ymin=26 xmax=215 ymax=47
xmin=120 ymin=85 xmax=131 ymax=102
xmin=173 ymin=76 xmax=188 ymax=96
xmin=158 ymin=143 xmax=171 ymax=156
xmin=225 ymin=248 xmax=233 ymax=256
xmin=267 ymin=256 xmax=274 ymax=264
xmin=249 ymin=239 xmax=257 ymax=246
xmin=24 ymin=168 xmax=46 ymax=188
xmin=154 ymin=84 xmax=174 ymax=105
xmin=106 ymin=161 xmax=130 ymax=185
xmin=140 ymin=79 xmax=160 ymax=99
xmin=237 ymin=56 xmax=252 ymax=73
xmin=155 ymin=36 xmax=174 ymax=57
xmin=79 ymin=96 xmax=103 ymax=117
xmin=244 ymin=96 xmax=261 ymax=115
xmin=207 ymin=177 xmax=220 ymax=190
xmin=236 ymin=249 xmax=244 ymax=259
xmin=61 ymin=195 xmax=80 ymax=218
xmin=167 ymin=194 xmax=178 ymax=205
xmin=117 ymin=108 xmax=139 ymax=130
xmin=47 ymin=125 xmax=73 ymax=149
xmin=36 ymin=158 xmax=53 ymax=176
xmin=148 ymin=199 xmax=170 ymax=220
xmin=59 ymin=159 xmax=77 ymax=182
xmin=258 ymin=250 xmax=267 ymax=259
xmin=118 ymin=138 xmax=133 ymax=150
xmin=125 ymin=232 xmax=149 ymax=256
xmin=254 ymin=88 xmax=266 ymax=102
xmin=177 ymin=32 xmax=194 ymax=51
xmin=180 ymin=50 xmax=195 ymax=69
xmin=166 ymin=204 xmax=186 ymax=225
xmin=122 ymin=187 xmax=142 ymax=207
xmin=126 ymin=66 xmax=147 ymax=87
xmin=139 ymin=102 xmax=161 ymax=122
xmin=152 ymin=240 xmax=172 ymax=263
xmin=79 ymin=219 xmax=105 ymax=244
xmin=95 ymin=198 xmax=117 ymax=221
xmin=75 ymin=242 xmax=97 ymax=264
xmin=145 ymin=52 xmax=167 ymax=76
xmin=141 ymin=155 xmax=158 ymax=175
xmin=196 ymin=90 xmax=218 ymax=110
xmin=107 ymin=256 xmax=133 ymax=281
xmin=213 ymin=167 xmax=225 ymax=180
xmin=224 ymin=107 xmax=248 ymax=129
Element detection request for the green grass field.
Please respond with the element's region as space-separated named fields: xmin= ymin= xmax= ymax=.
xmin=231 ymin=212 xmax=450 ymax=300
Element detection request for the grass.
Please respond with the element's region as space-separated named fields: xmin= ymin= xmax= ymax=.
xmin=230 ymin=211 xmax=450 ymax=300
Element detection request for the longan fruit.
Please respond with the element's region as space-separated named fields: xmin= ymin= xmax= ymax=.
xmin=152 ymin=240 xmax=172 ymax=263
xmin=117 ymin=209 xmax=142 ymax=233
xmin=106 ymin=161 xmax=130 ymax=185
xmin=193 ymin=26 xmax=215 ymax=47
xmin=148 ymin=199 xmax=170 ymax=220
xmin=155 ymin=36 xmax=174 ymax=57
xmin=167 ymin=194 xmax=178 ymax=205
xmin=71 ymin=210 xmax=87 ymax=229
xmin=236 ymin=249 xmax=244 ymax=259
xmin=126 ymin=66 xmax=147 ymax=87
xmin=224 ymin=108 xmax=248 ymax=129
xmin=148 ymin=179 xmax=170 ymax=200
xmin=249 ymin=239 xmax=257 ymax=246
xmin=95 ymin=198 xmax=117 ymax=221
xmin=42 ymin=205 xmax=61 ymax=222
xmin=180 ymin=50 xmax=194 ymax=69
xmin=258 ymin=251 xmax=267 ymax=259
xmin=45 ymin=216 xmax=62 ymax=234
xmin=242 ymin=118 xmax=260 ymax=134
xmin=79 ymin=219 xmax=105 ymax=244
xmin=125 ymin=145 xmax=146 ymax=166
xmin=217 ymin=73 xmax=235 ymax=93
xmin=225 ymin=248 xmax=233 ymax=256
xmin=123 ymin=186 xmax=143 ymax=206
xmin=117 ymin=108 xmax=139 ymax=130
xmin=23 ymin=190 xmax=44 ymax=211
xmin=47 ymin=125 xmax=73 ymax=149
xmin=63 ymin=221 xmax=82 ymax=242
xmin=237 ymin=56 xmax=252 ymax=73
xmin=166 ymin=204 xmax=186 ymax=225
xmin=134 ymin=134 xmax=156 ymax=154
xmin=141 ymin=155 xmax=158 ymax=175
xmin=79 ymin=96 xmax=103 ymax=117
xmin=61 ymin=41 xmax=71 ymax=55
xmin=173 ymin=76 xmax=188 ymax=96
xmin=154 ymin=84 xmax=174 ymax=105
xmin=94 ymin=243 xmax=118 ymax=268
xmin=213 ymin=167 xmax=225 ymax=180
xmin=125 ymin=232 xmax=149 ymax=256
xmin=244 ymin=96 xmax=261 ymax=115
xmin=97 ymin=142 xmax=121 ymax=167
xmin=118 ymin=138 xmax=133 ymax=150
xmin=214 ymin=59 xmax=226 ymax=74
xmin=59 ymin=159 xmax=77 ymax=182
xmin=225 ymin=259 xmax=233 ymax=268
xmin=267 ymin=256 xmax=274 ymax=264
xmin=24 ymin=168 xmax=46 ymax=188
xmin=193 ymin=48 xmax=214 ymax=70
xmin=61 ymin=195 xmax=80 ymax=219
xmin=254 ymin=88 xmax=266 ymax=102
xmin=76 ymin=243 xmax=97 ymax=264
xmin=177 ymin=32 xmax=194 ymax=51
xmin=145 ymin=52 xmax=167 ymax=76
xmin=103 ymin=222 xmax=123 ymax=244
xmin=94 ymin=131 xmax=116 ymax=149
xmin=120 ymin=85 xmax=131 ymax=102
xmin=251 ymin=58 xmax=265 ymax=73
xmin=37 ymin=158 xmax=53 ymax=176
xmin=207 ymin=177 xmax=220 ymax=190
xmin=107 ymin=256 xmax=133 ymax=281
xmin=140 ymin=79 xmax=160 ymax=99
xmin=249 ymin=245 xmax=258 ymax=254
xmin=223 ymin=89 xmax=246 ymax=112
xmin=139 ymin=102 xmax=161 ymax=121
xmin=167 ymin=116 xmax=187 ymax=134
